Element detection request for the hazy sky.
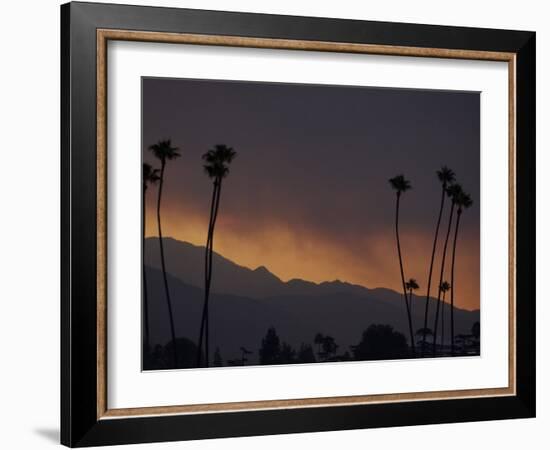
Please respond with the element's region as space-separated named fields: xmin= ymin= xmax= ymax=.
xmin=142 ymin=77 xmax=480 ymax=311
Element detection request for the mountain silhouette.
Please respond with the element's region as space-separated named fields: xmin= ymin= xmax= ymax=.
xmin=144 ymin=237 xmax=479 ymax=365
xmin=145 ymin=237 xmax=403 ymax=299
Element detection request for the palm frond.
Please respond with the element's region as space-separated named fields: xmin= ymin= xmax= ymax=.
xmin=148 ymin=139 xmax=181 ymax=162
xmin=446 ymin=183 xmax=463 ymax=202
xmin=437 ymin=166 xmax=456 ymax=185
xmin=388 ymin=174 xmax=412 ymax=193
xmin=406 ymin=278 xmax=420 ymax=290
xmin=143 ymin=163 xmax=160 ymax=187
xmin=458 ymin=191 xmax=473 ymax=209
xmin=202 ymin=144 xmax=237 ymax=179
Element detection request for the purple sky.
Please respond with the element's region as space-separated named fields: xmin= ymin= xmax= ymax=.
xmin=142 ymin=77 xmax=480 ymax=310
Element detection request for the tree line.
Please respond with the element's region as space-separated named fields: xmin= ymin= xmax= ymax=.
xmin=145 ymin=324 xmax=407 ymax=369
xmin=144 ymin=320 xmax=480 ymax=370
xmin=389 ymin=167 xmax=474 ymax=357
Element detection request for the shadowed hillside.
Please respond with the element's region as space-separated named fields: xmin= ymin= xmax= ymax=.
xmin=144 ymin=238 xmax=479 ymax=366
xmin=145 ymin=237 xmax=431 ymax=300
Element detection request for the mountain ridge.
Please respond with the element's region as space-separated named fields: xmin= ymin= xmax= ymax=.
xmin=144 ymin=237 xmax=478 ymax=313
xmin=144 ymin=237 xmax=435 ymax=303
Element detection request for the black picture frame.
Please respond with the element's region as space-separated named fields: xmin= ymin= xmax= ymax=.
xmin=61 ymin=2 xmax=535 ymax=447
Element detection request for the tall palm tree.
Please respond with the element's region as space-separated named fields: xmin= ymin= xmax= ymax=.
xmin=405 ymin=278 xmax=420 ymax=319
xmin=450 ymin=190 xmax=473 ymax=355
xmin=421 ymin=166 xmax=455 ymax=355
xmin=142 ymin=163 xmax=160 ymax=355
xmin=439 ymin=281 xmax=451 ymax=350
xmin=389 ymin=175 xmax=415 ymax=355
xmin=148 ymin=139 xmax=181 ymax=367
xmin=432 ymin=183 xmax=463 ymax=356
xmin=197 ymin=144 xmax=237 ymax=367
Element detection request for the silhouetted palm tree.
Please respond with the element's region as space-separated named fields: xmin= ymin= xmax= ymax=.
xmin=148 ymin=139 xmax=181 ymax=366
xmin=421 ymin=166 xmax=455 ymax=355
xmin=439 ymin=281 xmax=451 ymax=349
xmin=450 ymin=189 xmax=473 ymax=355
xmin=197 ymin=144 xmax=237 ymax=367
xmin=142 ymin=163 xmax=160 ymax=354
xmin=405 ymin=278 xmax=420 ymax=319
xmin=432 ymin=183 xmax=463 ymax=356
xmin=389 ymin=175 xmax=415 ymax=354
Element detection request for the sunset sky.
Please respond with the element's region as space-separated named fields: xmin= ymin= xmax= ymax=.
xmin=142 ymin=77 xmax=480 ymax=311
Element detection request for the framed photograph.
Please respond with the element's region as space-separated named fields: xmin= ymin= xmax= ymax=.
xmin=61 ymin=1 xmax=535 ymax=447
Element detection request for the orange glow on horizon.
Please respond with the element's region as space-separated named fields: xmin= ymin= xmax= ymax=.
xmin=145 ymin=206 xmax=480 ymax=312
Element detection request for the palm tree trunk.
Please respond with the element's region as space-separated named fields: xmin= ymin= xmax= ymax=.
xmin=432 ymin=202 xmax=455 ymax=356
xmin=197 ymin=181 xmax=219 ymax=367
xmin=409 ymin=288 xmax=413 ymax=318
xmin=143 ymin=187 xmax=150 ymax=356
xmin=441 ymin=291 xmax=446 ymax=351
xmin=205 ymin=179 xmax=223 ymax=367
xmin=450 ymin=211 xmax=462 ymax=356
xmin=395 ymin=193 xmax=415 ymax=355
xmin=422 ymin=187 xmax=446 ymax=355
xmin=157 ymin=161 xmax=177 ymax=367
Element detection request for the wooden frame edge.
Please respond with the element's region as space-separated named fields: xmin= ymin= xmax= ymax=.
xmin=100 ymin=387 xmax=515 ymax=419
xmin=97 ymin=29 xmax=108 ymax=419
xmin=95 ymin=28 xmax=517 ymax=420
xmin=508 ymin=55 xmax=517 ymax=396
xmin=98 ymin=28 xmax=515 ymax=61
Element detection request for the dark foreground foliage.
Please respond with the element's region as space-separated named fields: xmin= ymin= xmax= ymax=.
xmin=143 ymin=322 xmax=478 ymax=371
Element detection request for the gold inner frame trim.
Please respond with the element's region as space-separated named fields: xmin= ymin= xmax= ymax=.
xmin=96 ymin=28 xmax=517 ymax=420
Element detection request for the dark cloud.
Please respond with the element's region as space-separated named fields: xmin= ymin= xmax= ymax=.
xmin=143 ymin=77 xmax=480 ymax=309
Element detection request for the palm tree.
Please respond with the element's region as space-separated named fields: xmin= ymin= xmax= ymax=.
xmin=421 ymin=166 xmax=455 ymax=355
xmin=197 ymin=145 xmax=237 ymax=367
xmin=405 ymin=278 xmax=420 ymax=319
xmin=439 ymin=281 xmax=451 ymax=350
xmin=431 ymin=183 xmax=463 ymax=356
xmin=148 ymin=139 xmax=181 ymax=367
xmin=142 ymin=163 xmax=160 ymax=355
xmin=450 ymin=190 xmax=473 ymax=355
xmin=389 ymin=175 xmax=415 ymax=355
